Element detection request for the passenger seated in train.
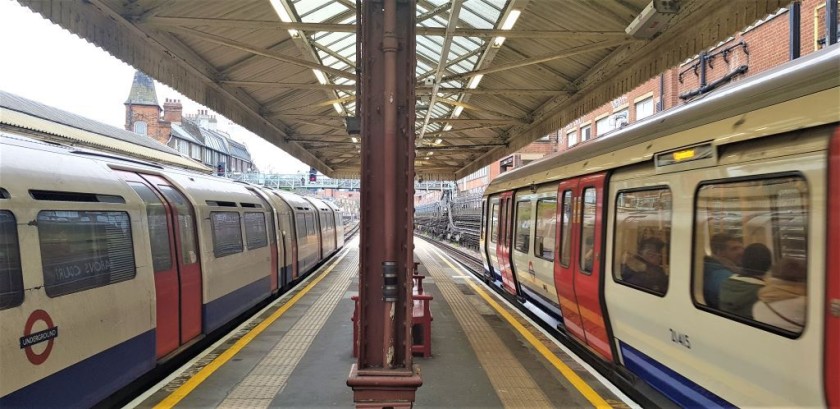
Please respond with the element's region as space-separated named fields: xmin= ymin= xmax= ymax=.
xmin=621 ymin=237 xmax=668 ymax=294
xmin=752 ymin=257 xmax=807 ymax=333
xmin=719 ymin=243 xmax=771 ymax=319
xmin=703 ymin=233 xmax=744 ymax=308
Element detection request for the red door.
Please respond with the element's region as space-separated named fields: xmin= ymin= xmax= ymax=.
xmin=826 ymin=127 xmax=839 ymax=407
xmin=118 ymin=172 xmax=180 ymax=358
xmin=554 ymin=173 xmax=613 ymax=361
xmin=140 ymin=175 xmax=203 ymax=344
xmin=495 ymin=192 xmax=518 ymax=296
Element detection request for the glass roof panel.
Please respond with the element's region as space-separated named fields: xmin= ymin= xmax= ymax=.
xmin=301 ymin=2 xmax=347 ymax=23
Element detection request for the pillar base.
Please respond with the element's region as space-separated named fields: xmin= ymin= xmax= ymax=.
xmin=347 ymin=364 xmax=423 ymax=408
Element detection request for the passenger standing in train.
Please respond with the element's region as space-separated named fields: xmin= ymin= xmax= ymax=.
xmin=703 ymin=233 xmax=744 ymax=308
xmin=621 ymin=237 xmax=668 ymax=294
xmin=752 ymin=257 xmax=807 ymax=332
xmin=719 ymin=243 xmax=772 ymax=319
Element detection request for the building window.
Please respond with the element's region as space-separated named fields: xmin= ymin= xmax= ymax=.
xmin=596 ymin=116 xmax=612 ymax=137
xmin=580 ymin=125 xmax=592 ymax=142
xmin=133 ymin=121 xmax=148 ymax=136
xmin=567 ymin=130 xmax=578 ymax=147
xmin=635 ymin=97 xmax=654 ymax=120
xmin=613 ymin=108 xmax=629 ymax=129
xmin=190 ymin=144 xmax=201 ymax=160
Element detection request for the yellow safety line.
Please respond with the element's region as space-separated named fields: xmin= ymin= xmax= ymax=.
xmin=154 ymin=247 xmax=351 ymax=409
xmin=429 ymin=245 xmax=613 ymax=409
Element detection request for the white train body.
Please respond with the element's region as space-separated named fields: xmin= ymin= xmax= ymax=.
xmin=481 ymin=46 xmax=839 ymax=406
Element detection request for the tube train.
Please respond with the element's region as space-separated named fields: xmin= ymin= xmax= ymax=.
xmin=0 ymin=133 xmax=346 ymax=407
xmin=480 ymin=46 xmax=839 ymax=407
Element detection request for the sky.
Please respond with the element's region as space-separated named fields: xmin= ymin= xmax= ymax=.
xmin=0 ymin=1 xmax=309 ymax=174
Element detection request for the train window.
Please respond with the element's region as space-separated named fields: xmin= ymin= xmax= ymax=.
xmin=0 ymin=211 xmax=23 ymax=310
xmin=38 ymin=211 xmax=135 ymax=298
xmin=534 ymin=199 xmax=556 ymax=261
xmin=0 ymin=188 xmax=10 ymax=199
xmin=559 ymin=190 xmax=573 ymax=267
xmin=210 ymin=211 xmax=244 ymax=257
xmin=305 ymin=213 xmax=316 ymax=235
xmin=157 ymin=186 xmax=198 ymax=265
xmin=614 ymin=187 xmax=671 ymax=296
xmin=295 ymin=214 xmax=306 ymax=239
xmin=694 ymin=175 xmax=808 ymax=336
xmin=490 ymin=203 xmax=499 ymax=243
xmin=126 ymin=182 xmax=172 ymax=272
xmin=243 ymin=212 xmax=268 ymax=250
xmin=514 ymin=201 xmax=532 ymax=253
xmin=580 ymin=188 xmax=597 ymax=274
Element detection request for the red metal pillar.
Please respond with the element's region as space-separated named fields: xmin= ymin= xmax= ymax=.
xmin=346 ymin=0 xmax=421 ymax=407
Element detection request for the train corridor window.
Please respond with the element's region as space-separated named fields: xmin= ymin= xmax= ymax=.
xmin=244 ymin=212 xmax=268 ymax=250
xmin=38 ymin=211 xmax=135 ymax=297
xmin=127 ymin=183 xmax=172 ymax=272
xmin=157 ymin=186 xmax=197 ymax=265
xmin=514 ymin=201 xmax=532 ymax=253
xmin=579 ymin=188 xmax=598 ymax=274
xmin=210 ymin=212 xmax=243 ymax=257
xmin=490 ymin=203 xmax=499 ymax=243
xmin=694 ymin=176 xmax=808 ymax=335
xmin=614 ymin=187 xmax=671 ymax=296
xmin=0 ymin=211 xmax=23 ymax=309
xmin=534 ymin=199 xmax=557 ymax=261
xmin=559 ymin=190 xmax=573 ymax=267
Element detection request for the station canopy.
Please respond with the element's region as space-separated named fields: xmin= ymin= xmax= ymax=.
xmin=19 ymin=0 xmax=787 ymax=179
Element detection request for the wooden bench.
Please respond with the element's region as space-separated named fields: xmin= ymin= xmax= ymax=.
xmin=351 ymin=265 xmax=433 ymax=358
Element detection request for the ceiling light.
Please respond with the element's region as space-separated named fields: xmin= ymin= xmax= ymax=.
xmin=313 ymin=69 xmax=328 ymax=85
xmin=501 ymin=9 xmax=521 ymax=30
xmin=467 ymin=74 xmax=484 ymax=89
xmin=492 ymin=37 xmax=506 ymax=48
xmin=434 ymin=138 xmax=442 ymax=145
xmin=443 ymin=124 xmax=452 ymax=131
xmin=289 ymin=29 xmax=301 ymax=38
xmin=351 ymin=137 xmax=358 ymax=143
xmin=452 ymin=106 xmax=464 ymax=118
xmin=333 ymin=103 xmax=344 ymax=114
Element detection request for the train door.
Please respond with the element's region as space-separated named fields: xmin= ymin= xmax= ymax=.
xmin=140 ymin=174 xmax=203 ymax=345
xmin=250 ymin=189 xmax=278 ymax=293
xmin=486 ymin=196 xmax=501 ymax=282
xmin=553 ymin=173 xmax=612 ymax=361
xmin=496 ymin=191 xmax=518 ymax=295
xmin=284 ymin=213 xmax=297 ymax=282
xmin=117 ymin=172 xmax=202 ymax=355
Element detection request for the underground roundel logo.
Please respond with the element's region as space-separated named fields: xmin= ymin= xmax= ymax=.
xmin=20 ymin=309 xmax=58 ymax=365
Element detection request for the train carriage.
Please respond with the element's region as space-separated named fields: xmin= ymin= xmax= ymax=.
xmin=0 ymin=132 xmax=347 ymax=407
xmin=482 ymin=45 xmax=840 ymax=406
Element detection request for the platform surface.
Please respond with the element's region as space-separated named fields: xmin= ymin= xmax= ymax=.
xmin=129 ymin=236 xmax=634 ymax=408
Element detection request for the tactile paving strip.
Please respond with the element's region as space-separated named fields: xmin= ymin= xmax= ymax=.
xmin=218 ymin=249 xmax=358 ymax=409
xmin=415 ymin=240 xmax=554 ymax=409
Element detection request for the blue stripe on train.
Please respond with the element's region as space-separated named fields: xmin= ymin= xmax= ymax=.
xmin=203 ymin=276 xmax=271 ymax=333
xmin=619 ymin=341 xmax=734 ymax=408
xmin=1 ymin=330 xmax=155 ymax=408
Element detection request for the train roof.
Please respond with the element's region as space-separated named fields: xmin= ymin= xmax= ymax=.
xmin=485 ymin=45 xmax=840 ymax=196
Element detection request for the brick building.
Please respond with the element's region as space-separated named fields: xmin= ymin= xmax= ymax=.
xmin=125 ymin=71 xmax=255 ymax=175
xmin=459 ymin=0 xmax=837 ymax=193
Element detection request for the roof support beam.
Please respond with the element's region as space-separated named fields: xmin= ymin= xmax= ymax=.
xmin=428 ymin=118 xmax=524 ymax=125
xmin=221 ymin=81 xmax=356 ymax=91
xmin=144 ymin=17 xmax=632 ymax=39
xmin=153 ymin=25 xmax=356 ymax=80
xmin=443 ymin=38 xmax=630 ymax=81
xmin=418 ymin=0 xmax=463 ymax=140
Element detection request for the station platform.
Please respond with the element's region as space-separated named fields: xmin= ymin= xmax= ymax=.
xmin=128 ymin=236 xmax=635 ymax=408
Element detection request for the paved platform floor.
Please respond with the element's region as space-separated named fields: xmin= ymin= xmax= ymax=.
xmin=129 ymin=236 xmax=635 ymax=408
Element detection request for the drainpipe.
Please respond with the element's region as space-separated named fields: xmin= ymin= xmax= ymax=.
xmin=791 ymin=1 xmax=801 ymax=60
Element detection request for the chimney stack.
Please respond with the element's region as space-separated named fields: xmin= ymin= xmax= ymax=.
xmin=163 ymin=98 xmax=183 ymax=124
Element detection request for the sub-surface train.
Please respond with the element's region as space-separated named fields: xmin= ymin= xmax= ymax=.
xmin=480 ymin=46 xmax=839 ymax=406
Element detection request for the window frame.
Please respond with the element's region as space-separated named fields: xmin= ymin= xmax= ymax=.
xmin=0 ymin=210 xmax=23 ymax=309
xmin=210 ymin=211 xmax=244 ymax=258
xmin=612 ymin=185 xmax=672 ymax=297
xmin=691 ymin=171 xmax=810 ymax=338
xmin=533 ymin=198 xmax=557 ymax=261
xmin=243 ymin=211 xmax=268 ymax=250
xmin=513 ymin=200 xmax=532 ymax=254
